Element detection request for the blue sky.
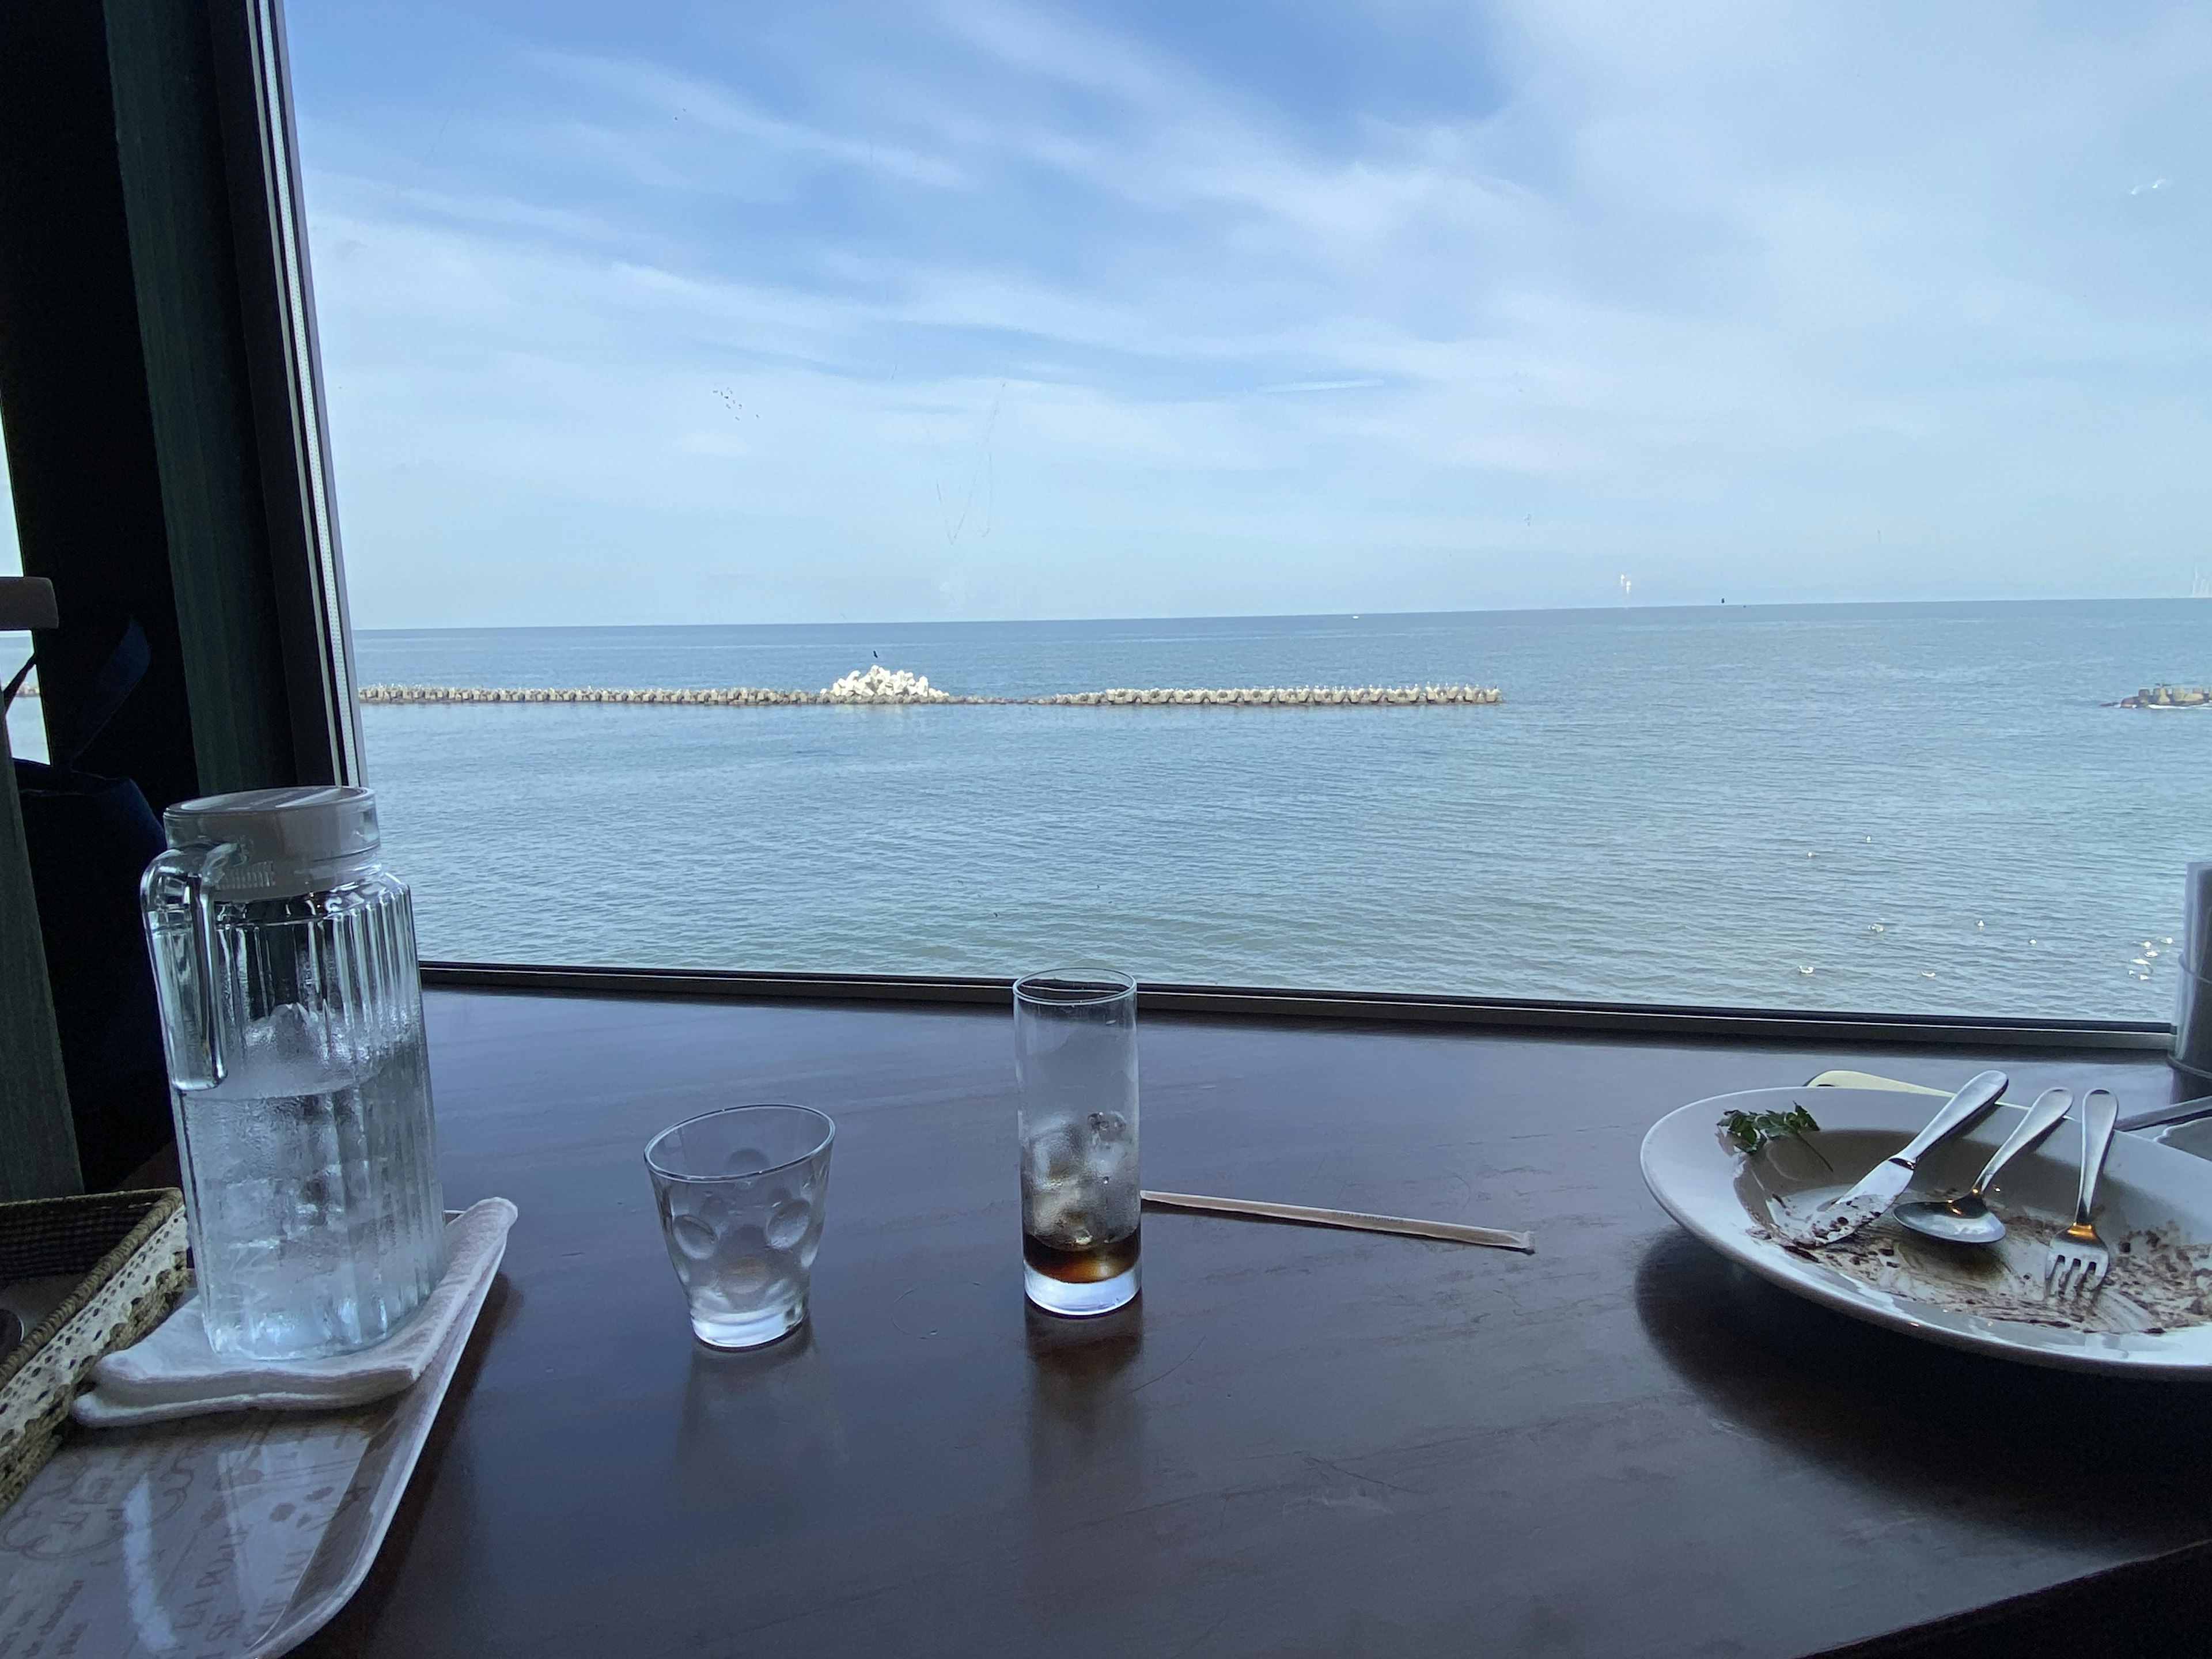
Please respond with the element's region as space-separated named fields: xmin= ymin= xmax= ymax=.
xmin=21 ymin=1 xmax=2208 ymax=626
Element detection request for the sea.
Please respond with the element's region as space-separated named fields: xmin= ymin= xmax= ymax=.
xmin=325 ymin=599 xmax=2211 ymax=1024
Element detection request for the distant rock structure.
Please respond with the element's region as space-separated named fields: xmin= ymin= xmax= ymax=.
xmin=821 ymin=666 xmax=953 ymax=703
xmin=357 ymin=668 xmax=1503 ymax=710
xmin=2119 ymin=685 xmax=2212 ymax=709
xmin=358 ymin=684 xmax=822 ymax=706
xmin=1033 ymin=684 xmax=1502 ymax=707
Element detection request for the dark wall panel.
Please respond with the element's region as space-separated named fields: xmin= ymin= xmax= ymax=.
xmin=0 ymin=0 xmax=200 ymax=810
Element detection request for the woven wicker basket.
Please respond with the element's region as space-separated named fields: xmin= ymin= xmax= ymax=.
xmin=0 ymin=1188 xmax=191 ymax=1512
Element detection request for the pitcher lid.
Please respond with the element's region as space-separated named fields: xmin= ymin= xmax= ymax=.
xmin=164 ymin=786 xmax=381 ymax=896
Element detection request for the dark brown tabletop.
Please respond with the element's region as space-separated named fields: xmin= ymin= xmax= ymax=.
xmin=300 ymin=990 xmax=2212 ymax=1658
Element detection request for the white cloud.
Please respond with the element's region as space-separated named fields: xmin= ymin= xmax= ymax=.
xmin=523 ymin=48 xmax=971 ymax=192
xmin=294 ymin=0 xmax=2212 ymax=624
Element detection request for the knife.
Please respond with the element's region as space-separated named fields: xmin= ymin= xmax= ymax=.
xmin=1807 ymin=1070 xmax=2212 ymax=1139
xmin=1775 ymin=1069 xmax=2009 ymax=1247
xmin=2116 ymin=1093 xmax=2212 ymax=1135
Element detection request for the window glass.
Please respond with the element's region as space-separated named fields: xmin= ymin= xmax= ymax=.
xmin=287 ymin=2 xmax=2211 ymax=1016
xmin=0 ymin=444 xmax=42 ymax=763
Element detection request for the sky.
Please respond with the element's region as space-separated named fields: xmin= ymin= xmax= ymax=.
xmin=149 ymin=4 xmax=2212 ymax=621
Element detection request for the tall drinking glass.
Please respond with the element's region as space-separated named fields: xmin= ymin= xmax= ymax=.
xmin=1014 ymin=968 xmax=1140 ymax=1316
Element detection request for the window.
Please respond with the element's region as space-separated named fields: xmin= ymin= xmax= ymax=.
xmin=1 ymin=451 xmax=39 ymax=764
xmin=286 ymin=3 xmax=2210 ymax=1017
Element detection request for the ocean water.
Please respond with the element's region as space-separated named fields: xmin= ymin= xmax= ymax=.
xmin=353 ymin=600 xmax=2210 ymax=1021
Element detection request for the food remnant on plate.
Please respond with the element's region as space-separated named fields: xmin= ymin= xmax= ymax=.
xmin=1719 ymin=1104 xmax=1827 ymax=1163
xmin=1762 ymin=1207 xmax=2212 ymax=1335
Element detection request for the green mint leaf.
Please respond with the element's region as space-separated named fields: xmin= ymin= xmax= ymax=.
xmin=1718 ymin=1104 xmax=1824 ymax=1158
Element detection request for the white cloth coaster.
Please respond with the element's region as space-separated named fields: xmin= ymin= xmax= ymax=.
xmin=73 ymin=1198 xmax=517 ymax=1428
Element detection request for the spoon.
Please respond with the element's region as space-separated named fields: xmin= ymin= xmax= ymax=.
xmin=1894 ymin=1085 xmax=2074 ymax=1245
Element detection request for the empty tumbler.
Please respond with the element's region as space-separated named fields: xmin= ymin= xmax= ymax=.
xmin=646 ymin=1105 xmax=835 ymax=1348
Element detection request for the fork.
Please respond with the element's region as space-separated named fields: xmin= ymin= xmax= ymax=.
xmin=2046 ymin=1087 xmax=2120 ymax=1300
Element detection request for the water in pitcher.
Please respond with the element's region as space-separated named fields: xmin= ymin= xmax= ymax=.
xmin=174 ymin=1004 xmax=446 ymax=1359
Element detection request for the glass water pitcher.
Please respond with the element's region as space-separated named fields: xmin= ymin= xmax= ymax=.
xmin=141 ymin=786 xmax=445 ymax=1359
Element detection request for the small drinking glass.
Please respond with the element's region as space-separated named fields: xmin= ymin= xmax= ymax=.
xmin=645 ymin=1104 xmax=834 ymax=1349
xmin=1014 ymin=968 xmax=1140 ymax=1316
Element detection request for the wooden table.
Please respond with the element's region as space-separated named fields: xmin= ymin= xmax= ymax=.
xmin=299 ymin=990 xmax=2212 ymax=1658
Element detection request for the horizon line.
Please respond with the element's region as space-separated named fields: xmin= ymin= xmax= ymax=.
xmin=349 ymin=593 xmax=2200 ymax=634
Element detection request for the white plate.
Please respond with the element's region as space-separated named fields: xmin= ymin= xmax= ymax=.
xmin=2150 ymin=1115 xmax=2212 ymax=1163
xmin=1641 ymin=1086 xmax=2212 ymax=1376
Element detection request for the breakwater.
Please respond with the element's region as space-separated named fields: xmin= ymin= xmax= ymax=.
xmin=1031 ymin=684 xmax=1501 ymax=706
xmin=2118 ymin=685 xmax=2211 ymax=708
xmin=355 ymin=664 xmax=1502 ymax=709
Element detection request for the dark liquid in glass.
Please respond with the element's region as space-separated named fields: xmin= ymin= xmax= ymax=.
xmin=1022 ymin=1226 xmax=1141 ymax=1283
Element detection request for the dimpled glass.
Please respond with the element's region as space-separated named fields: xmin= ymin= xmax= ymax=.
xmin=645 ymin=1105 xmax=834 ymax=1349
